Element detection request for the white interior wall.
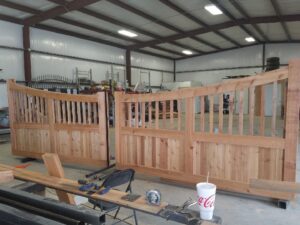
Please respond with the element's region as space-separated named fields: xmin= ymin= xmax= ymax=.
xmin=0 ymin=20 xmax=173 ymax=107
xmin=176 ymin=44 xmax=300 ymax=115
xmin=0 ymin=21 xmax=24 ymax=108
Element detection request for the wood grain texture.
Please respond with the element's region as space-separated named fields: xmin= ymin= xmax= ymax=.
xmin=42 ymin=153 xmax=75 ymax=204
xmin=114 ymin=63 xmax=298 ymax=200
xmin=283 ymin=60 xmax=300 ymax=182
xmin=7 ymin=80 xmax=108 ymax=167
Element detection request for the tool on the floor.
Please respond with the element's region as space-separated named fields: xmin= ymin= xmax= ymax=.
xmin=159 ymin=198 xmax=222 ymax=225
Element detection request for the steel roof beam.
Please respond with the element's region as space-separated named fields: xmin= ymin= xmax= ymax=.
xmin=159 ymin=0 xmax=241 ymax=47
xmin=209 ymin=0 xmax=263 ymax=42
xmin=0 ymin=13 xmax=174 ymax=59
xmin=107 ymin=0 xmax=221 ymax=50
xmin=270 ymin=0 xmax=292 ymax=40
xmin=47 ymin=0 xmax=204 ymax=54
xmin=0 ymin=0 xmax=182 ymax=57
xmin=24 ymin=0 xmax=101 ymax=26
xmin=228 ymin=0 xmax=269 ymax=41
xmin=129 ymin=14 xmax=300 ymax=49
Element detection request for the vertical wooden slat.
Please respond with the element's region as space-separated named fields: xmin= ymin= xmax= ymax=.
xmin=93 ymin=102 xmax=97 ymax=124
xmin=32 ymin=96 xmax=36 ymax=122
xmin=128 ymin=102 xmax=132 ymax=127
xmin=200 ymin=96 xmax=205 ymax=132
xmin=209 ymin=96 xmax=214 ymax=133
xmin=177 ymin=99 xmax=181 ymax=131
xmin=162 ymin=101 xmax=166 ymax=129
xmin=148 ymin=101 xmax=152 ymax=128
xmin=67 ymin=101 xmax=71 ymax=124
xmin=155 ymin=101 xmax=159 ymax=129
xmin=24 ymin=94 xmax=28 ymax=122
xmin=249 ymin=87 xmax=255 ymax=135
xmin=62 ymin=101 xmax=66 ymax=123
xmin=28 ymin=95 xmax=32 ymax=123
xmin=283 ymin=60 xmax=300 ymax=182
xmin=56 ymin=100 xmax=61 ymax=123
xmin=271 ymin=81 xmax=278 ymax=136
xmin=82 ymin=102 xmax=86 ymax=124
xmin=72 ymin=101 xmax=76 ymax=124
xmin=260 ymin=86 xmax=265 ymax=136
xmin=77 ymin=102 xmax=81 ymax=124
xmin=40 ymin=97 xmax=45 ymax=123
xmin=238 ymin=90 xmax=244 ymax=135
xmin=87 ymin=102 xmax=91 ymax=124
xmin=228 ymin=93 xmax=234 ymax=135
xmin=218 ymin=94 xmax=223 ymax=133
xmin=170 ymin=100 xmax=174 ymax=129
xmin=141 ymin=102 xmax=145 ymax=128
xmin=135 ymin=102 xmax=139 ymax=128
xmin=36 ymin=96 xmax=40 ymax=123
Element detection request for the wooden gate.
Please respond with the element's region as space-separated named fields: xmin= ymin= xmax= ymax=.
xmin=115 ymin=60 xmax=300 ymax=200
xmin=7 ymin=80 xmax=108 ymax=167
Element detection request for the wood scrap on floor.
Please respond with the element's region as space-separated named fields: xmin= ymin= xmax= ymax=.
xmin=0 ymin=170 xmax=13 ymax=184
xmin=42 ymin=153 xmax=75 ymax=205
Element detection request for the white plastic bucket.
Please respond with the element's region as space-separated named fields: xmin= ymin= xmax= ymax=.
xmin=196 ymin=182 xmax=216 ymax=220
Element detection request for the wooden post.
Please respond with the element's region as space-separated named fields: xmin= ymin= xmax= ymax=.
xmin=283 ymin=59 xmax=300 ymax=182
xmin=47 ymin=98 xmax=55 ymax=153
xmin=42 ymin=153 xmax=75 ymax=204
xmin=115 ymin=92 xmax=125 ymax=166
xmin=184 ymin=97 xmax=194 ymax=174
xmin=7 ymin=80 xmax=17 ymax=153
xmin=97 ymin=92 xmax=108 ymax=166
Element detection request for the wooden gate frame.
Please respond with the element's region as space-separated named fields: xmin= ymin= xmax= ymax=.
xmin=7 ymin=80 xmax=109 ymax=167
xmin=115 ymin=59 xmax=300 ymax=200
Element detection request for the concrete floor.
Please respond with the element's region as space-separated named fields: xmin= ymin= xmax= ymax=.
xmin=0 ymin=132 xmax=299 ymax=225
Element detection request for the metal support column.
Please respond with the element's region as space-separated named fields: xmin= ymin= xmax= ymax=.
xmin=262 ymin=43 xmax=266 ymax=71
xmin=173 ymin=59 xmax=176 ymax=82
xmin=23 ymin=26 xmax=32 ymax=82
xmin=126 ymin=49 xmax=131 ymax=86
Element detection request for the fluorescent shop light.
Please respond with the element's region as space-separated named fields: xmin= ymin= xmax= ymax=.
xmin=118 ymin=30 xmax=138 ymax=37
xmin=204 ymin=4 xmax=223 ymax=15
xmin=245 ymin=37 xmax=255 ymax=42
xmin=182 ymin=50 xmax=193 ymax=55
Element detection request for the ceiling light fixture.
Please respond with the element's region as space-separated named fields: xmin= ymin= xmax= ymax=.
xmin=204 ymin=4 xmax=223 ymax=15
xmin=245 ymin=37 xmax=255 ymax=42
xmin=182 ymin=50 xmax=193 ymax=55
xmin=118 ymin=29 xmax=138 ymax=38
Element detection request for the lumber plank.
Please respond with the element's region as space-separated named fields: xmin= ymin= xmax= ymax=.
xmin=283 ymin=60 xmax=300 ymax=182
xmin=42 ymin=153 xmax=75 ymax=205
xmin=0 ymin=164 xmax=167 ymax=215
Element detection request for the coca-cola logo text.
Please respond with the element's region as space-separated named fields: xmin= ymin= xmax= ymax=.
xmin=197 ymin=194 xmax=215 ymax=208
